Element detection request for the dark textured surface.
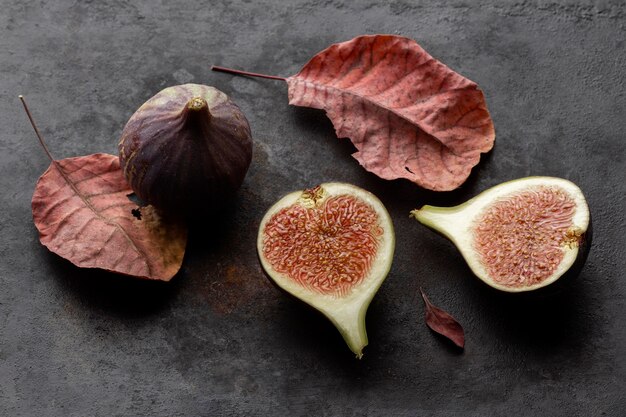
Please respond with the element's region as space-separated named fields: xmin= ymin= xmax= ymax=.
xmin=1 ymin=1 xmax=625 ymax=415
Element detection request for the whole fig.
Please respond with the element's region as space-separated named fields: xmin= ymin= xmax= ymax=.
xmin=118 ymin=83 xmax=252 ymax=218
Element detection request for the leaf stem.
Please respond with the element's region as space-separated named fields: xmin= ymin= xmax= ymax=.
xmin=19 ymin=95 xmax=55 ymax=162
xmin=19 ymin=95 xmax=141 ymax=259
xmin=19 ymin=94 xmax=93 ymax=211
xmin=211 ymin=65 xmax=286 ymax=81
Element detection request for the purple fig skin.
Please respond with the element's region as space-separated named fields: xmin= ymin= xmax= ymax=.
xmin=118 ymin=84 xmax=253 ymax=218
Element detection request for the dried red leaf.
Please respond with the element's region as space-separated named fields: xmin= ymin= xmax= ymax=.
xmin=213 ymin=34 xmax=495 ymax=191
xmin=32 ymin=153 xmax=187 ymax=281
xmin=420 ymin=288 xmax=465 ymax=348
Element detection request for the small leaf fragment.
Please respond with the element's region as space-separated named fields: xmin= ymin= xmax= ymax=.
xmin=420 ymin=288 xmax=465 ymax=349
xmin=32 ymin=153 xmax=187 ymax=281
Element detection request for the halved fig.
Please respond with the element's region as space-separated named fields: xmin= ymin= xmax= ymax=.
xmin=411 ymin=177 xmax=591 ymax=293
xmin=257 ymin=183 xmax=395 ymax=358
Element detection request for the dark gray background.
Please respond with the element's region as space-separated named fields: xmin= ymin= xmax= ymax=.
xmin=2 ymin=1 xmax=625 ymax=416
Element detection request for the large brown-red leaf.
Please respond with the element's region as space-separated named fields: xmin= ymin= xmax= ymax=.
xmin=286 ymin=35 xmax=495 ymax=191
xmin=32 ymin=153 xmax=187 ymax=281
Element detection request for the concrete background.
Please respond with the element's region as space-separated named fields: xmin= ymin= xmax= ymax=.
xmin=1 ymin=0 xmax=625 ymax=415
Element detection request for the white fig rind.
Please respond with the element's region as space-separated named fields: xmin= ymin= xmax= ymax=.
xmin=257 ymin=183 xmax=395 ymax=358
xmin=412 ymin=177 xmax=590 ymax=293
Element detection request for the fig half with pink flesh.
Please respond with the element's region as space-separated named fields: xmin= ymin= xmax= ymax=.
xmin=411 ymin=177 xmax=591 ymax=293
xmin=257 ymin=183 xmax=395 ymax=358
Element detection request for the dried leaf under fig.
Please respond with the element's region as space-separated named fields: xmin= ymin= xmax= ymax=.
xmin=32 ymin=153 xmax=187 ymax=281
xmin=257 ymin=183 xmax=395 ymax=358
xmin=20 ymin=96 xmax=187 ymax=281
xmin=411 ymin=177 xmax=591 ymax=292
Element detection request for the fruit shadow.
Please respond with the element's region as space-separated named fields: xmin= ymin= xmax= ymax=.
xmin=289 ymin=106 xmax=361 ymax=164
xmin=276 ymin=291 xmax=391 ymax=376
xmin=43 ymin=201 xmax=244 ymax=319
xmin=471 ymin=273 xmax=596 ymax=351
xmin=184 ymin=199 xmax=243 ymax=253
xmin=290 ymin=106 xmax=332 ymax=132
xmin=44 ymin=247 xmax=181 ymax=319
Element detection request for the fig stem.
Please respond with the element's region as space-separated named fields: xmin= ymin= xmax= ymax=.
xmin=188 ymin=97 xmax=209 ymax=111
xmin=188 ymin=97 xmax=207 ymax=110
xmin=19 ymin=95 xmax=55 ymax=162
xmin=411 ymin=206 xmax=459 ymax=243
xmin=211 ymin=65 xmax=286 ymax=81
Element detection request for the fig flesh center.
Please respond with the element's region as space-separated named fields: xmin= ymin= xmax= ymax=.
xmin=262 ymin=192 xmax=383 ymax=297
xmin=473 ymin=186 xmax=578 ymax=288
